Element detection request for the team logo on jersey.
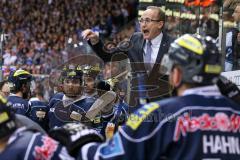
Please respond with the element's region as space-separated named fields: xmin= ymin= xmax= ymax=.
xmin=174 ymin=112 xmax=240 ymax=141
xmin=126 ymin=103 xmax=159 ymax=130
xmin=12 ymin=103 xmax=29 ymax=113
xmin=34 ymin=136 xmax=58 ymax=160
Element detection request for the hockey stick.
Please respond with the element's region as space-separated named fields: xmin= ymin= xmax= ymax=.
xmin=85 ymin=91 xmax=116 ymax=119
xmin=55 ymin=91 xmax=116 ymax=121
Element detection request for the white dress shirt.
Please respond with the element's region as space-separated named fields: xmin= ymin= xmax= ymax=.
xmin=143 ymin=32 xmax=163 ymax=67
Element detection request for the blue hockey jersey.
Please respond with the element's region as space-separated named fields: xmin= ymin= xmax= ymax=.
xmin=77 ymin=85 xmax=240 ymax=160
xmin=48 ymin=93 xmax=113 ymax=136
xmin=112 ymin=101 xmax=129 ymax=128
xmin=0 ymin=127 xmax=74 ymax=160
xmin=48 ymin=93 xmax=94 ymax=129
xmin=8 ymin=94 xmax=29 ymax=116
xmin=29 ymin=97 xmax=49 ymax=131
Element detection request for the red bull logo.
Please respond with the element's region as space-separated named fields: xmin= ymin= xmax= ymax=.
xmin=34 ymin=136 xmax=58 ymax=160
xmin=174 ymin=112 xmax=240 ymax=141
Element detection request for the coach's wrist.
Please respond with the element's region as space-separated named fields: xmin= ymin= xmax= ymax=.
xmin=90 ymin=32 xmax=100 ymax=45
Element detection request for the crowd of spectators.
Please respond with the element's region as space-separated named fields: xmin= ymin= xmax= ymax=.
xmin=0 ymin=0 xmax=138 ymax=77
xmin=164 ymin=3 xmax=220 ymax=38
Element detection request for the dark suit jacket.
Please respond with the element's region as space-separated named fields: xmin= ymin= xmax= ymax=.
xmin=91 ymin=32 xmax=173 ymax=108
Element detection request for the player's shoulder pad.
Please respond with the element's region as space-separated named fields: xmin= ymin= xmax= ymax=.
xmin=157 ymin=96 xmax=188 ymax=113
xmin=54 ymin=92 xmax=64 ymax=99
xmin=50 ymin=93 xmax=64 ymax=101
xmin=8 ymin=95 xmax=28 ymax=104
xmin=80 ymin=97 xmax=96 ymax=104
xmin=126 ymin=102 xmax=160 ymax=130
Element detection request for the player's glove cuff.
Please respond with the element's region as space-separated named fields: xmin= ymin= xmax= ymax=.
xmin=49 ymin=123 xmax=103 ymax=156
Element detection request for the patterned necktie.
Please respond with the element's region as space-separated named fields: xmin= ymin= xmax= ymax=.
xmin=145 ymin=40 xmax=152 ymax=72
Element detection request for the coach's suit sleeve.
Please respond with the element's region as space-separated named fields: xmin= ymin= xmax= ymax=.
xmin=88 ymin=34 xmax=137 ymax=63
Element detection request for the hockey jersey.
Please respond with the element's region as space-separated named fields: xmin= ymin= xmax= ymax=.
xmin=0 ymin=127 xmax=74 ymax=160
xmin=29 ymin=97 xmax=49 ymax=131
xmin=48 ymin=93 xmax=113 ymax=136
xmin=78 ymin=85 xmax=240 ymax=160
xmin=8 ymin=94 xmax=29 ymax=116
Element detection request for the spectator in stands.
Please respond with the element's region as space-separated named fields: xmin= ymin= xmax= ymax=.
xmin=0 ymin=0 xmax=136 ymax=75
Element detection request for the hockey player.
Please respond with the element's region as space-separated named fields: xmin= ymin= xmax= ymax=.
xmin=48 ymin=64 xmax=116 ymax=136
xmin=48 ymin=64 xmax=94 ymax=129
xmin=50 ymin=34 xmax=240 ymax=159
xmin=111 ymin=80 xmax=129 ymax=128
xmin=82 ymin=64 xmax=101 ymax=99
xmin=29 ymin=83 xmax=49 ymax=131
xmin=8 ymin=69 xmax=32 ymax=116
xmin=103 ymin=79 xmax=129 ymax=135
xmin=0 ymin=80 xmax=10 ymax=98
xmin=0 ymin=94 xmax=75 ymax=160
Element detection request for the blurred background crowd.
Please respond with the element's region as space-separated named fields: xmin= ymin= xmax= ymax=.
xmin=0 ymin=0 xmax=239 ymax=101
xmin=0 ymin=0 xmax=138 ymax=76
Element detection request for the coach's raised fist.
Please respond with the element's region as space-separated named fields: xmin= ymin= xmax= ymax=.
xmin=82 ymin=29 xmax=99 ymax=45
